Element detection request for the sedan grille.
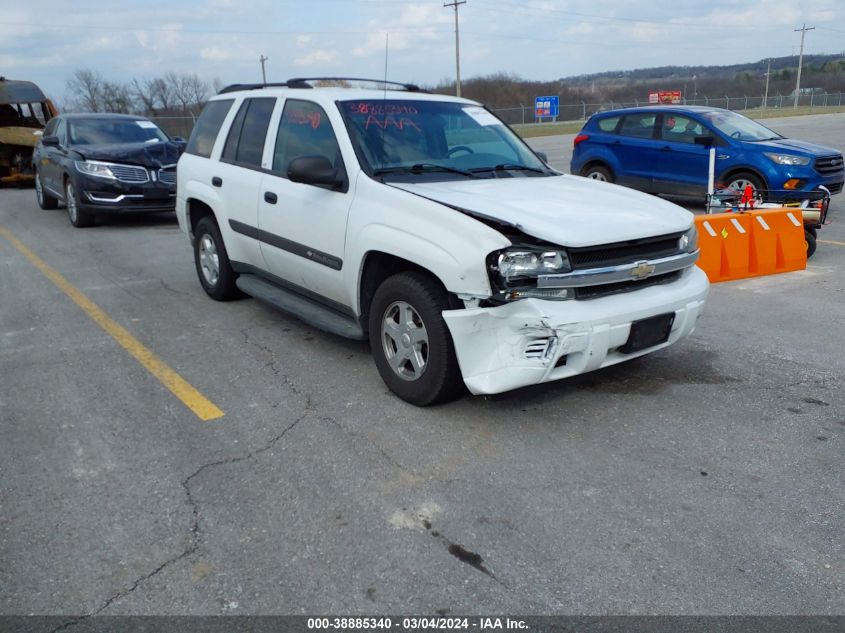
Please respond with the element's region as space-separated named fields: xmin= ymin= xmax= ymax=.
xmin=110 ymin=164 xmax=150 ymax=183
xmin=568 ymin=233 xmax=682 ymax=270
xmin=158 ymin=168 xmax=176 ymax=185
xmin=815 ymin=155 xmax=844 ymax=175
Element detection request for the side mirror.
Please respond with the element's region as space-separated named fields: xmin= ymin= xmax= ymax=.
xmin=536 ymin=151 xmax=548 ymax=164
xmin=172 ymin=136 xmax=186 ymax=143
xmin=41 ymin=135 xmax=60 ymax=147
xmin=694 ymin=135 xmax=716 ymax=146
xmin=287 ymin=155 xmax=344 ymax=189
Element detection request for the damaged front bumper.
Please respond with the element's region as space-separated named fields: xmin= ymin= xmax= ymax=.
xmin=443 ymin=266 xmax=709 ymax=395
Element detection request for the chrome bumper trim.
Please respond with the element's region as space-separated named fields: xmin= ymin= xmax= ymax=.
xmin=538 ymin=250 xmax=700 ymax=288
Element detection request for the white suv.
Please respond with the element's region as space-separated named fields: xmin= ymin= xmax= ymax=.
xmin=176 ymin=78 xmax=709 ymax=405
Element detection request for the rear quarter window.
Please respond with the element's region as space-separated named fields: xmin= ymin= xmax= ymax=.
xmin=597 ymin=116 xmax=620 ymax=133
xmin=186 ymin=99 xmax=234 ymax=158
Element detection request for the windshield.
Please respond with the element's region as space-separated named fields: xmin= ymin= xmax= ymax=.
xmin=68 ymin=119 xmax=169 ymax=146
xmin=701 ymin=110 xmax=782 ymax=142
xmin=339 ymin=99 xmax=549 ymax=179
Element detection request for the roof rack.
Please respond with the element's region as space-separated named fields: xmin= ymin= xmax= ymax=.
xmin=217 ymin=77 xmax=426 ymax=95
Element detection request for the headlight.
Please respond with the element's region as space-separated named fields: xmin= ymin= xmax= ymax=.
xmin=496 ymin=248 xmax=571 ymax=282
xmin=74 ymin=160 xmax=117 ymax=180
xmin=679 ymin=225 xmax=698 ymax=253
xmin=763 ymin=153 xmax=810 ymax=166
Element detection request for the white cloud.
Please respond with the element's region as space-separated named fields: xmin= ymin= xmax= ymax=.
xmin=293 ymin=49 xmax=339 ymax=67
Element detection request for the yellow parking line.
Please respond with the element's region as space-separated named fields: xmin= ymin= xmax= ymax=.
xmin=819 ymin=239 xmax=845 ymax=247
xmin=0 ymin=225 xmax=224 ymax=421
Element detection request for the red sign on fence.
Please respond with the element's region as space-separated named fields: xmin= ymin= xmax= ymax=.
xmin=648 ymin=91 xmax=682 ymax=104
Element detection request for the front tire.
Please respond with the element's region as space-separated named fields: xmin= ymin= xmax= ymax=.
xmin=193 ymin=216 xmax=241 ymax=301
xmin=805 ymin=229 xmax=817 ymax=258
xmin=368 ymin=272 xmax=464 ymax=406
xmin=581 ymin=164 xmax=613 ymax=183
xmin=35 ymin=170 xmax=58 ymax=209
xmin=65 ymin=179 xmax=94 ymax=227
xmin=725 ymin=171 xmax=766 ymax=201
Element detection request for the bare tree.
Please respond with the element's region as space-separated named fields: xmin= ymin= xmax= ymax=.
xmin=101 ymin=80 xmax=133 ymax=113
xmin=151 ymin=77 xmax=175 ymax=112
xmin=132 ymin=77 xmax=159 ymax=115
xmin=66 ymin=69 xmax=103 ymax=112
xmin=183 ymin=73 xmax=210 ymax=113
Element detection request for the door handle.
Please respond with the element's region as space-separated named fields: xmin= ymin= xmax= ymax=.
xmin=661 ymin=146 xmax=672 ymax=151
xmin=212 ymin=177 xmax=222 ymax=187
xmin=264 ymin=191 xmax=278 ymax=204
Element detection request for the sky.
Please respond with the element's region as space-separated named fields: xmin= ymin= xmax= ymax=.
xmin=2 ymin=0 xmax=844 ymax=104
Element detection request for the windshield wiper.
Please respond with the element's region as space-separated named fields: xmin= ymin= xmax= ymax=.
xmin=471 ymin=163 xmax=547 ymax=174
xmin=373 ymin=163 xmax=478 ymax=178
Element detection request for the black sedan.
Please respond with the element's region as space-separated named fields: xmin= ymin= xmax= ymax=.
xmin=32 ymin=113 xmax=185 ymax=227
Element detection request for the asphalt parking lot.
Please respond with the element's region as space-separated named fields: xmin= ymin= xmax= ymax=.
xmin=1 ymin=113 xmax=843 ymax=619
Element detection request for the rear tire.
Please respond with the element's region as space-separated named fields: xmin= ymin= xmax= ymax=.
xmin=581 ymin=164 xmax=614 ymax=183
xmin=35 ymin=170 xmax=58 ymax=209
xmin=804 ymin=229 xmax=817 ymax=258
xmin=368 ymin=272 xmax=464 ymax=406
xmin=193 ymin=216 xmax=241 ymax=301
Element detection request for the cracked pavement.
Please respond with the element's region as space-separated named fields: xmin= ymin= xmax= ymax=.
xmin=2 ymin=114 xmax=845 ymax=618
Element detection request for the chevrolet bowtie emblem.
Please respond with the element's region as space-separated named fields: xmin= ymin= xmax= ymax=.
xmin=631 ymin=261 xmax=656 ymax=280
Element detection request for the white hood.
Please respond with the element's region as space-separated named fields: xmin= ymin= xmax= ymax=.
xmin=391 ymin=174 xmax=693 ymax=247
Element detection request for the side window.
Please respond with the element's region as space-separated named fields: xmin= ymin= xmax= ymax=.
xmin=272 ymin=100 xmax=343 ymax=177
xmin=223 ymin=97 xmax=275 ymax=167
xmin=221 ymin=101 xmax=249 ymax=163
xmin=185 ymin=99 xmax=234 ymax=158
xmin=597 ymin=116 xmax=621 ymax=133
xmin=619 ymin=113 xmax=657 ymax=140
xmin=661 ymin=114 xmax=705 ymax=144
xmin=55 ymin=119 xmax=67 ymax=146
xmin=43 ymin=118 xmax=57 ymax=137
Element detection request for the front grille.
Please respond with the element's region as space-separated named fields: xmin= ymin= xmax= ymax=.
xmin=110 ymin=164 xmax=149 ymax=183
xmin=575 ymin=270 xmax=682 ymax=300
xmin=815 ymin=155 xmax=844 ymax=175
xmin=569 ymin=233 xmax=682 ymax=270
xmin=158 ymin=168 xmax=176 ymax=185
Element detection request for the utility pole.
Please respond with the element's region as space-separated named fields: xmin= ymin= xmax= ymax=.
xmin=763 ymin=59 xmax=771 ymax=109
xmin=444 ymin=0 xmax=466 ymax=97
xmin=793 ymin=24 xmax=815 ymax=107
xmin=259 ymin=54 xmax=269 ymax=86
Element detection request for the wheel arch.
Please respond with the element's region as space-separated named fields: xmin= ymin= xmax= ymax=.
xmin=580 ymin=159 xmax=614 ymax=178
xmin=717 ymin=166 xmax=768 ymax=190
xmin=357 ymin=251 xmax=459 ymax=327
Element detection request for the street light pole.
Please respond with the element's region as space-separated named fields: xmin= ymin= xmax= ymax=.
xmin=259 ymin=55 xmax=269 ymax=86
xmin=444 ymin=0 xmax=466 ymax=97
xmin=793 ymin=24 xmax=815 ymax=107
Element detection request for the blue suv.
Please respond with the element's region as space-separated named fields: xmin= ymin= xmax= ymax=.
xmin=570 ymin=106 xmax=843 ymax=198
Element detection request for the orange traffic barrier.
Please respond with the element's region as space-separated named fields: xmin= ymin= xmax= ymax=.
xmin=695 ymin=208 xmax=806 ymax=283
xmin=747 ymin=208 xmax=807 ymax=276
xmin=694 ymin=212 xmax=752 ymax=282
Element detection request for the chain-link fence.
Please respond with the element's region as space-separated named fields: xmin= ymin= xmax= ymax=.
xmin=490 ymin=92 xmax=845 ymax=126
xmin=149 ymin=92 xmax=845 ymax=137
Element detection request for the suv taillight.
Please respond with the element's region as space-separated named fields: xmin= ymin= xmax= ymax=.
xmin=573 ymin=134 xmax=590 ymax=148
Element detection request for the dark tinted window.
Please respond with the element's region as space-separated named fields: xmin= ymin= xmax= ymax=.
xmin=273 ymin=100 xmax=342 ymax=176
xmin=619 ymin=113 xmax=657 ymax=139
xmin=230 ymin=98 xmax=275 ymax=167
xmin=185 ymin=99 xmax=234 ymax=158
xmin=221 ymin=101 xmax=249 ymax=162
